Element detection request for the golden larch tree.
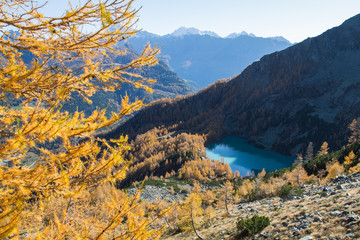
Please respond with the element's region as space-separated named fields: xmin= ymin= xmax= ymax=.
xmin=349 ymin=118 xmax=360 ymax=144
xmin=344 ymin=151 xmax=356 ymax=169
xmin=326 ymin=161 xmax=345 ymax=180
xmin=217 ymin=181 xmax=234 ymax=216
xmin=318 ymin=141 xmax=329 ymax=156
xmin=178 ymin=183 xmax=204 ymax=239
xmin=203 ymin=205 xmax=215 ymax=225
xmin=0 ymin=0 xmax=163 ymax=239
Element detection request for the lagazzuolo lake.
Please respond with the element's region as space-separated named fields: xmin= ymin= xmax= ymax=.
xmin=206 ymin=136 xmax=294 ymax=176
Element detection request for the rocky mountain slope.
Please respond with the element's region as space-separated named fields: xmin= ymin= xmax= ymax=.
xmin=159 ymin=172 xmax=360 ymax=239
xmin=103 ymin=13 xmax=360 ymax=156
xmin=120 ymin=141 xmax=360 ymax=240
xmin=126 ymin=28 xmax=292 ymax=88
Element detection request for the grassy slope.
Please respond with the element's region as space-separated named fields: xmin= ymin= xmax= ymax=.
xmin=161 ymin=174 xmax=360 ymax=240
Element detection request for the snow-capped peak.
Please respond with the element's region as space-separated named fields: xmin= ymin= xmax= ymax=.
xmin=171 ymin=27 xmax=219 ymax=37
xmin=226 ymin=31 xmax=256 ymax=38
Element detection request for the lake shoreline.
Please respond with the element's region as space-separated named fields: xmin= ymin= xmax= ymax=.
xmin=205 ymin=136 xmax=294 ymax=176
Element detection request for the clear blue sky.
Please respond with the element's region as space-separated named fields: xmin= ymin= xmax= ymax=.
xmin=132 ymin=0 xmax=360 ymax=43
xmin=45 ymin=0 xmax=360 ymax=43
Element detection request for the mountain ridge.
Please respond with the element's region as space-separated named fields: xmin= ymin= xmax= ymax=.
xmin=126 ymin=29 xmax=292 ymax=88
xmin=136 ymin=27 xmax=288 ymax=41
xmin=170 ymin=27 xmax=220 ymax=37
xmin=103 ymin=13 xmax=360 ymax=156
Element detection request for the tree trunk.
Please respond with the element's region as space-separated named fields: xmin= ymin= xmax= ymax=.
xmin=225 ymin=194 xmax=231 ymax=216
xmin=191 ymin=208 xmax=204 ymax=240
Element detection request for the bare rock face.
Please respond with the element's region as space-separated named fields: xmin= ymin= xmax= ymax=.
xmin=104 ymin=13 xmax=360 ymax=156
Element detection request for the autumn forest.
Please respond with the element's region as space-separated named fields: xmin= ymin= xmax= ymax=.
xmin=1 ymin=1 xmax=360 ymax=239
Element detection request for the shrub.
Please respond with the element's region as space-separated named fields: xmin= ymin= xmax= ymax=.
xmin=278 ymin=184 xmax=293 ymax=199
xmin=278 ymin=184 xmax=304 ymax=199
xmin=180 ymin=189 xmax=189 ymax=194
xmin=236 ymin=215 xmax=270 ymax=238
xmin=303 ymin=143 xmax=360 ymax=176
xmin=247 ymin=187 xmax=261 ymax=202
xmin=263 ymin=166 xmax=295 ymax=181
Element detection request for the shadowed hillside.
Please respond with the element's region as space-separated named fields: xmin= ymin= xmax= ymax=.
xmin=101 ymin=13 xmax=360 ymax=156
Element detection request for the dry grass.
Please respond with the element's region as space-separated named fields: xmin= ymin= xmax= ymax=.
xmin=161 ymin=180 xmax=360 ymax=239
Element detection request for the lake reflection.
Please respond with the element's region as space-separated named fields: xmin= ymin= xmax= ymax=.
xmin=205 ymin=136 xmax=294 ymax=176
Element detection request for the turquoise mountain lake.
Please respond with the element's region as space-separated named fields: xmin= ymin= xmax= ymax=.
xmin=206 ymin=136 xmax=294 ymax=176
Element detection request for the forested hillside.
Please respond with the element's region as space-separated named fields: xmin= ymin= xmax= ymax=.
xmin=6 ymin=43 xmax=191 ymax=117
xmin=102 ymin=13 xmax=360 ymax=156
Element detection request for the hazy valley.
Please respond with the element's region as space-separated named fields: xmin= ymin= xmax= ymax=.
xmin=126 ymin=27 xmax=292 ymax=89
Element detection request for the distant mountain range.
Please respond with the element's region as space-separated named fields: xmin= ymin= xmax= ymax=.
xmin=104 ymin=13 xmax=360 ymax=156
xmin=62 ymin=44 xmax=191 ymax=117
xmin=170 ymin=27 xmax=220 ymax=38
xmin=226 ymin=31 xmax=256 ymax=38
xmin=4 ymin=43 xmax=191 ymax=117
xmin=126 ymin=27 xmax=292 ymax=88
